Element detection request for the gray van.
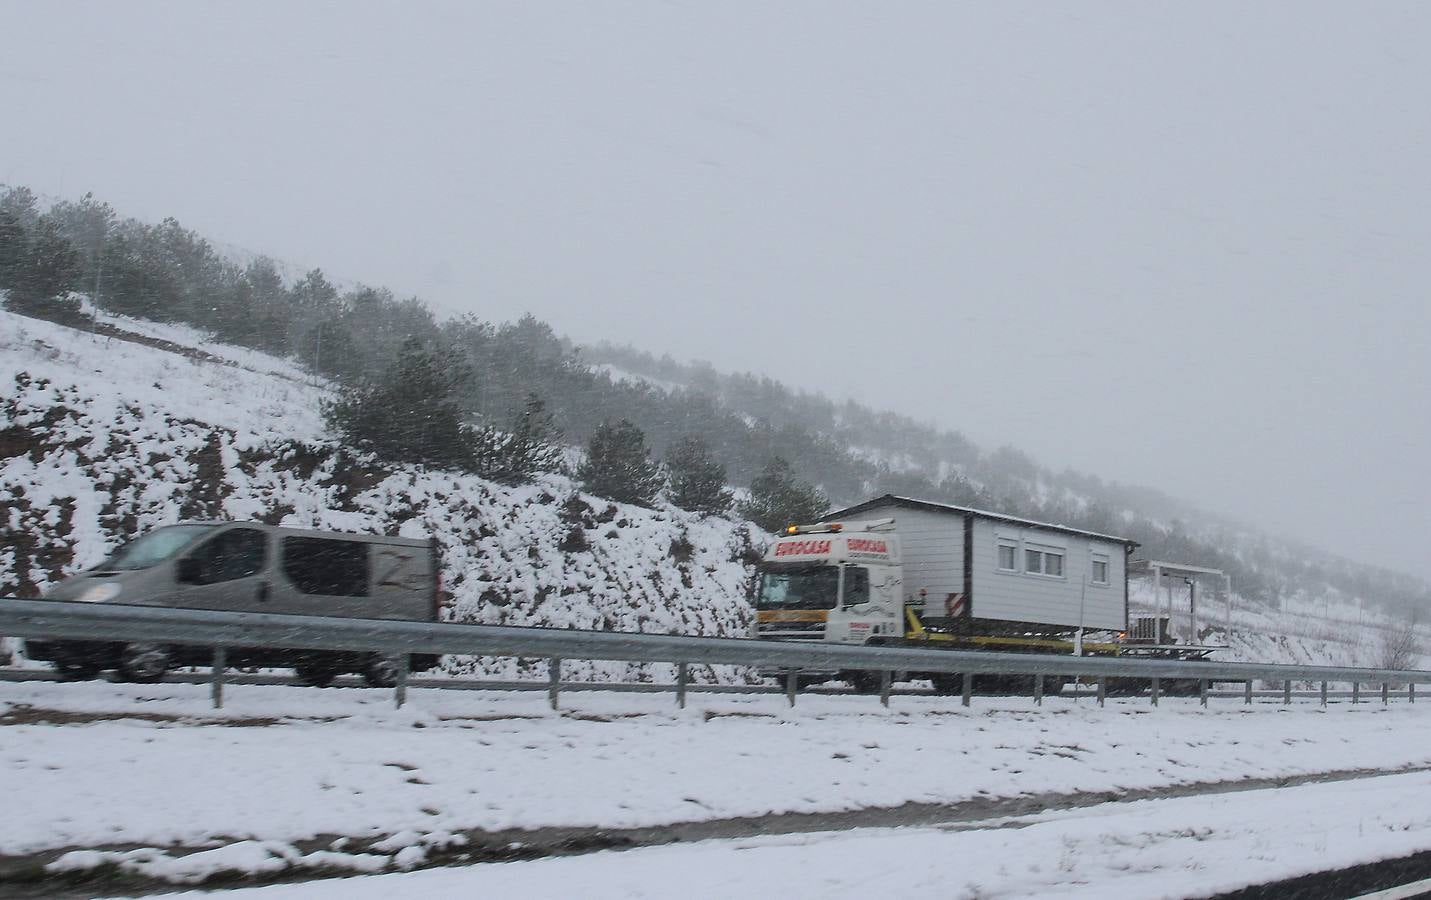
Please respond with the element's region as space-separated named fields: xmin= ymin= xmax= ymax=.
xmin=26 ymin=521 xmax=442 ymax=686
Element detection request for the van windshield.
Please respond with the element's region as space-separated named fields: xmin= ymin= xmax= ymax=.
xmin=102 ymin=525 xmax=217 ymax=571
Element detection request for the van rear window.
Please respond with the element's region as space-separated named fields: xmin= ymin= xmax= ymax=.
xmin=283 ymin=537 xmax=369 ymax=596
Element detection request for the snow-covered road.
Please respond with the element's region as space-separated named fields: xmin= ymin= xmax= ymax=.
xmin=6 ymin=678 xmax=1431 ymax=891
xmin=164 ymin=769 xmax=1431 ymax=899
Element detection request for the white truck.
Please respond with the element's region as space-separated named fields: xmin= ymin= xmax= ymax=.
xmin=753 ymin=495 xmax=1152 ymax=693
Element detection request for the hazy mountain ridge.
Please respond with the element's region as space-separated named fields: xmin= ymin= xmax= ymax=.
xmin=582 ymin=341 xmax=1430 ymax=619
xmin=2 ymin=184 xmax=1425 ymax=622
xmin=2 ymin=304 xmax=1423 ymax=674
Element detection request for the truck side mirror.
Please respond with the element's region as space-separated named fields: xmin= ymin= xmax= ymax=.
xmin=177 ymin=557 xmax=200 ymax=584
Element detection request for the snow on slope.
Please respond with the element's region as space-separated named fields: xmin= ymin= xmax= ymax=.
xmin=0 ymin=308 xmax=763 ymax=680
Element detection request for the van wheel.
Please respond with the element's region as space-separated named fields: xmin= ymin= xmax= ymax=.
xmin=362 ymin=654 xmax=402 ymax=688
xmin=54 ymin=657 xmax=102 ymax=681
xmin=118 ymin=643 xmax=171 ymax=683
xmin=295 ymin=659 xmax=342 ymax=688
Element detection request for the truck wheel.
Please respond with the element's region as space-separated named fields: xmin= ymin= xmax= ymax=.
xmin=295 ymin=659 xmax=342 ymax=688
xmin=117 ymin=643 xmax=171 ymax=683
xmin=845 ymin=671 xmax=882 ymax=694
xmin=362 ymin=654 xmax=402 ymax=688
xmin=930 ymin=674 xmax=964 ymax=695
xmin=54 ymin=657 xmax=102 ymax=681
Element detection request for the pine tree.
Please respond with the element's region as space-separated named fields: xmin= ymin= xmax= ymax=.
xmin=739 ymin=456 xmax=828 ymax=533
xmin=472 ymin=394 xmax=565 ymax=485
xmin=578 ymin=419 xmax=664 ymax=507
xmin=666 ymin=435 xmax=733 ymax=516
xmin=1 ymin=214 xmax=82 ymax=321
xmin=0 ymin=189 xmax=38 ymax=287
xmin=323 ymin=337 xmax=474 ymax=470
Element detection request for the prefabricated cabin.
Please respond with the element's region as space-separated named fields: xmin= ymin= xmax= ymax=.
xmin=824 ymin=495 xmax=1137 ymax=633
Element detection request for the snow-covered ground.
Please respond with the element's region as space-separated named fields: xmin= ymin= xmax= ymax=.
xmin=159 ymin=769 xmax=1431 ymax=899
xmin=7 ymin=308 xmax=1431 ymax=896
xmin=7 ymin=679 xmax=1431 ymax=891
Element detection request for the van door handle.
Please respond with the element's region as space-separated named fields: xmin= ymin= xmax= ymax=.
xmin=256 ymin=581 xmax=270 ymax=602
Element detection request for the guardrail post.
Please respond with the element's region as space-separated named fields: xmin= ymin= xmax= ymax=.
xmin=1150 ymin=677 xmax=1159 ymax=707
xmin=962 ymin=673 xmax=973 ymax=708
xmin=1320 ymin=681 xmax=1327 ymax=707
xmin=879 ymin=670 xmax=891 ymax=707
xmin=1352 ymin=682 xmax=1359 ymax=704
xmin=1383 ymin=682 xmax=1389 ymax=705
xmin=1244 ymin=680 xmax=1252 ymax=705
xmin=1284 ymin=680 xmax=1291 ymax=705
xmin=676 ymin=663 xmax=688 ymax=709
xmin=211 ymin=646 xmax=226 ymax=710
xmin=394 ymin=653 xmax=410 ymax=709
xmin=785 ymin=671 xmax=798 ymax=707
xmin=1096 ymin=676 xmax=1106 ymax=708
xmin=1411 ymin=683 xmax=1416 ymax=704
xmin=1199 ymin=679 xmax=1208 ymax=707
xmin=1034 ymin=674 xmax=1044 ymax=706
xmin=548 ymin=658 xmax=561 ymax=710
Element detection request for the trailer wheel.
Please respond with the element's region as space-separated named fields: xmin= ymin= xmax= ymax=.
xmin=982 ymin=674 xmax=1030 ymax=695
xmin=295 ymin=659 xmax=342 ymax=688
xmin=117 ymin=643 xmax=171 ymax=683
xmin=845 ymin=671 xmax=882 ymax=694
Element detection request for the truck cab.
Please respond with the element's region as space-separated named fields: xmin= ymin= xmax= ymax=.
xmin=753 ymin=519 xmax=903 ymax=645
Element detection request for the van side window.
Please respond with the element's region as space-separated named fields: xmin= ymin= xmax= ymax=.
xmin=283 ymin=537 xmax=370 ymax=597
xmin=187 ymin=528 xmax=267 ymax=585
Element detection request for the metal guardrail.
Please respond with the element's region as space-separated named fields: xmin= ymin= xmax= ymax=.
xmin=3 ymin=598 xmax=1430 ymax=711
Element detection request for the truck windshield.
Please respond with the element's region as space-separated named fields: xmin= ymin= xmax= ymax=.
xmin=101 ymin=525 xmax=217 ymax=571
xmin=756 ymin=566 xmax=840 ymax=610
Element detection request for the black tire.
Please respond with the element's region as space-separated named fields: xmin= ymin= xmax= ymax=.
xmin=294 ymin=659 xmax=342 ymax=688
xmin=1042 ymin=675 xmax=1068 ymax=696
xmin=845 ymin=670 xmax=882 ymax=695
xmin=54 ymin=657 xmax=102 ymax=681
xmin=362 ymin=654 xmax=402 ymax=688
xmin=930 ymin=673 xmax=964 ymax=695
xmin=117 ymin=643 xmax=171 ymax=683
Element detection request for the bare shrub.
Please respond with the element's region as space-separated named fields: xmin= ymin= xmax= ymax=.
xmin=1379 ymin=624 xmax=1421 ymax=673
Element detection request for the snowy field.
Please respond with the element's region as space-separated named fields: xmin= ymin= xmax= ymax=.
xmin=7 ymin=679 xmax=1431 ymax=894
xmin=161 ymin=769 xmax=1431 ymax=899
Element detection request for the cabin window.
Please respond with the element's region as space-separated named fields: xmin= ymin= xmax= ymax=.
xmin=1025 ymin=545 xmax=1065 ymax=577
xmin=841 ymin=566 xmax=870 ymax=606
xmin=997 ymin=541 xmax=1018 ymax=571
xmin=185 ymin=528 xmax=267 ymax=584
xmin=1091 ymin=553 xmax=1110 ymax=585
xmin=283 ymin=537 xmax=370 ymax=596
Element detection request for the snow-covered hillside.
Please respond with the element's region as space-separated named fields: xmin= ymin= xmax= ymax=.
xmin=0 ymin=308 xmax=763 ymax=681
xmin=2 ymin=305 xmax=1425 ymax=677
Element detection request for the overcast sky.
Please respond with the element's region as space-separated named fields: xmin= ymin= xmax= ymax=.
xmin=4 ymin=2 xmax=1429 ymax=577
